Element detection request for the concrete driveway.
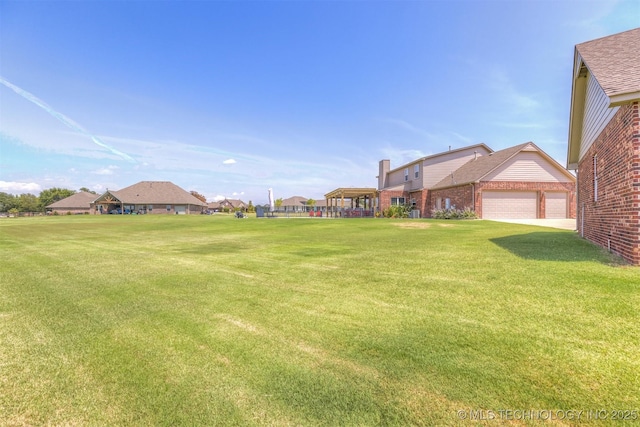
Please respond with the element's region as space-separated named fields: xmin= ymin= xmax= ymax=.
xmin=485 ymin=218 xmax=577 ymax=231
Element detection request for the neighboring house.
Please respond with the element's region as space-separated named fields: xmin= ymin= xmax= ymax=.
xmin=378 ymin=143 xmax=493 ymax=217
xmin=46 ymin=191 xmax=96 ymax=215
xmin=566 ymin=28 xmax=640 ymax=265
xmin=217 ymin=199 xmax=247 ymax=211
xmin=207 ymin=201 xmax=222 ymax=212
xmin=280 ymin=196 xmax=308 ymax=212
xmin=430 ymin=142 xmax=576 ymax=219
xmin=94 ymin=181 xmax=207 ymax=214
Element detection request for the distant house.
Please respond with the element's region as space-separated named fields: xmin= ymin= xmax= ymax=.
xmin=217 ymin=199 xmax=247 ymax=211
xmin=46 ymin=191 xmax=96 ymax=215
xmin=94 ymin=181 xmax=207 ymax=214
xmin=280 ymin=196 xmax=308 ymax=212
xmin=378 ymin=142 xmax=576 ymax=219
xmin=430 ymin=142 xmax=576 ymax=219
xmin=566 ymin=28 xmax=640 ymax=264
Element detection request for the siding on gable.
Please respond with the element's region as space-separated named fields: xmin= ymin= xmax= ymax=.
xmin=579 ymin=72 xmax=619 ymax=161
xmin=483 ymin=152 xmax=574 ymax=183
xmin=422 ymin=147 xmax=491 ymax=188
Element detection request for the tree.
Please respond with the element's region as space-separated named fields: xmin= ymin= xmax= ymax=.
xmin=39 ymin=188 xmax=75 ymax=211
xmin=275 ymin=198 xmax=283 ymax=210
xmin=306 ymin=199 xmax=316 ymax=210
xmin=79 ymin=187 xmax=97 ymax=194
xmin=247 ymin=200 xmax=255 ymax=213
xmin=190 ymin=191 xmax=207 ymax=203
xmin=0 ymin=192 xmax=17 ymax=212
xmin=18 ymin=193 xmax=39 ymax=213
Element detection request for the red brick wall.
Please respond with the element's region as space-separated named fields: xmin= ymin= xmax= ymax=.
xmin=379 ymin=189 xmax=431 ymax=217
xmin=577 ymin=102 xmax=640 ymax=265
xmin=430 ymin=186 xmax=474 ymax=215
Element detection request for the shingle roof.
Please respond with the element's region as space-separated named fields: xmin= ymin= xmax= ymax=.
xmin=576 ymin=27 xmax=640 ymax=99
xmin=46 ymin=191 xmax=96 ymax=209
xmin=108 ymin=181 xmax=207 ymax=206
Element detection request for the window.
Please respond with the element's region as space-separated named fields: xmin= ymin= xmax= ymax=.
xmin=148 ymin=205 xmax=153 ymax=211
xmin=391 ymin=197 xmax=406 ymax=206
xmin=166 ymin=205 xmax=171 ymax=211
xmin=404 ymin=168 xmax=409 ymax=182
xmin=445 ymin=198 xmax=451 ymax=209
xmin=593 ymin=155 xmax=598 ymax=202
xmin=436 ymin=198 xmax=442 ymax=210
xmin=414 ymin=164 xmax=419 ymax=179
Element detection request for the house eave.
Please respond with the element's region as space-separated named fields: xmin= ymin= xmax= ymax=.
xmin=609 ymin=91 xmax=640 ymax=107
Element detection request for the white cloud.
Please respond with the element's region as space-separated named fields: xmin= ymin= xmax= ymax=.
xmin=211 ymin=194 xmax=226 ymax=201
xmin=0 ymin=181 xmax=42 ymax=194
xmin=93 ymin=165 xmax=119 ymax=175
xmin=223 ymin=158 xmax=237 ymax=165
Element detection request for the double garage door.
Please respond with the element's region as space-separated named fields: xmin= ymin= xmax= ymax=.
xmin=482 ymin=191 xmax=567 ymax=219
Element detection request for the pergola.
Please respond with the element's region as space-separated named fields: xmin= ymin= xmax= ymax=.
xmin=324 ymin=187 xmax=378 ymax=218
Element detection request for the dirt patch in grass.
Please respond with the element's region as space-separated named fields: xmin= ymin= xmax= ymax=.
xmin=391 ymin=222 xmax=432 ymax=229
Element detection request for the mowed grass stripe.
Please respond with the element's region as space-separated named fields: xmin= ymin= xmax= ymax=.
xmin=1 ymin=215 xmax=638 ymax=425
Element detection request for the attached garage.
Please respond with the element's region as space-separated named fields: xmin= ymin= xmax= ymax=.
xmin=545 ymin=192 xmax=568 ymax=219
xmin=482 ymin=191 xmax=538 ymax=219
xmin=175 ymin=205 xmax=187 ymax=215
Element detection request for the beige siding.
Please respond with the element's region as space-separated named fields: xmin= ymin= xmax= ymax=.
xmin=482 ymin=191 xmax=537 ymax=219
xmin=545 ymin=192 xmax=568 ymax=219
xmin=579 ymin=72 xmax=619 ymax=161
xmin=483 ymin=152 xmax=573 ymax=183
xmin=423 ymin=147 xmax=492 ymax=188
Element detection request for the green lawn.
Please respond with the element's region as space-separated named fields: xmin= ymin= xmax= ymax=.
xmin=1 ymin=215 xmax=638 ymax=426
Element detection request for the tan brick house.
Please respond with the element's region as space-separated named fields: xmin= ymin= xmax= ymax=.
xmin=566 ymin=28 xmax=640 ymax=264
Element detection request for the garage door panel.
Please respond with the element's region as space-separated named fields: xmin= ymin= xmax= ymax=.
xmin=545 ymin=192 xmax=567 ymax=219
xmin=482 ymin=191 xmax=537 ymax=219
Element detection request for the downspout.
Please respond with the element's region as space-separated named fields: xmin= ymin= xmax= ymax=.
xmin=471 ymin=183 xmax=475 ymax=212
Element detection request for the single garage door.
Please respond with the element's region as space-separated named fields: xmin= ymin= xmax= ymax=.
xmin=482 ymin=191 xmax=537 ymax=219
xmin=175 ymin=205 xmax=186 ymax=215
xmin=545 ymin=192 xmax=567 ymax=219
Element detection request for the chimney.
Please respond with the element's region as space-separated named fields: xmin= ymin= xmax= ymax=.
xmin=378 ymin=160 xmax=390 ymax=190
xmin=474 ymin=151 xmax=478 ymax=160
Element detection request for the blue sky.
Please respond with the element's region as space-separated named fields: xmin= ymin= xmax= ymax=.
xmin=1 ymin=0 xmax=638 ymax=204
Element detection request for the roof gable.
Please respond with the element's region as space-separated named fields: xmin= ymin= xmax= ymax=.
xmin=432 ymin=142 xmax=574 ymax=189
xmin=575 ymin=27 xmax=640 ymax=103
xmin=567 ymin=28 xmax=640 ymax=169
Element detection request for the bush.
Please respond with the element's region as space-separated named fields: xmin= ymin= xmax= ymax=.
xmin=383 ymin=204 xmax=412 ymax=218
xmin=431 ymin=207 xmax=478 ymax=220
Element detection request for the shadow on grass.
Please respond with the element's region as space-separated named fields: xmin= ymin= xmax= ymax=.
xmin=490 ymin=232 xmax=619 ymax=263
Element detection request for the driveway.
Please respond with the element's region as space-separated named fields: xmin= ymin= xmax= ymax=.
xmin=486 ymin=218 xmax=577 ymax=231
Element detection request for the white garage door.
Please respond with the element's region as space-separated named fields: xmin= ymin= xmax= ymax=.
xmin=175 ymin=205 xmax=186 ymax=215
xmin=545 ymin=192 xmax=567 ymax=219
xmin=482 ymin=191 xmax=537 ymax=219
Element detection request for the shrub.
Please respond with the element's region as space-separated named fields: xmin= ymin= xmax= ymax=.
xmin=431 ymin=207 xmax=478 ymax=220
xmin=383 ymin=204 xmax=412 ymax=218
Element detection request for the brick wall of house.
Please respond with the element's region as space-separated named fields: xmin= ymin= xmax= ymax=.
xmin=577 ymin=102 xmax=640 ymax=265
xmin=409 ymin=190 xmax=429 ymax=217
xmin=378 ymin=190 xmax=408 ymax=213
xmin=429 ymin=186 xmax=474 ymax=215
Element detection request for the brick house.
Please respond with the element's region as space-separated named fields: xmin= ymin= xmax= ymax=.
xmin=378 ymin=144 xmax=492 ymax=217
xmin=46 ymin=191 xmax=97 ymax=215
xmin=430 ymin=142 xmax=576 ymax=219
xmin=566 ymin=28 xmax=640 ymax=265
xmin=378 ymin=143 xmax=575 ymax=219
xmin=94 ymin=181 xmax=207 ymax=214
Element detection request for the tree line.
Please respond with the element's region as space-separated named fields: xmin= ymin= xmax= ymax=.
xmin=0 ymin=187 xmax=95 ymax=214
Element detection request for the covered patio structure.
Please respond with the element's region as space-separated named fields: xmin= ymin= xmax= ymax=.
xmin=324 ymin=188 xmax=378 ymax=218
